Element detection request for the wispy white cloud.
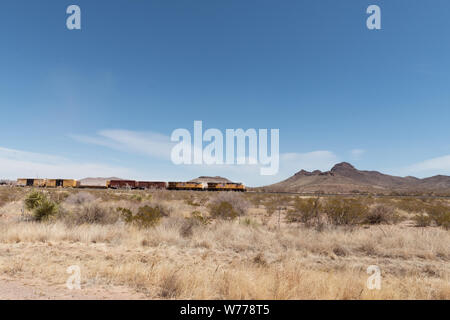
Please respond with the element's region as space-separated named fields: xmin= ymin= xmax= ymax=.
xmin=0 ymin=147 xmax=135 ymax=180
xmin=404 ymin=155 xmax=450 ymax=176
xmin=71 ymin=130 xmax=340 ymax=185
xmin=70 ymin=130 xmax=175 ymax=160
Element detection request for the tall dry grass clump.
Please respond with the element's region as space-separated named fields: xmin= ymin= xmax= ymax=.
xmin=62 ymin=202 xmax=119 ymax=226
xmin=364 ymin=204 xmax=398 ymax=225
xmin=64 ymin=192 xmax=96 ymax=205
xmin=323 ymin=197 xmax=368 ymax=226
xmin=208 ymin=192 xmax=250 ymax=220
xmin=287 ymin=197 xmax=322 ymax=226
xmin=426 ymin=204 xmax=450 ymax=229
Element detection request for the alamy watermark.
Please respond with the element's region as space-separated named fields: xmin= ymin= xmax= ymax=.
xmin=170 ymin=121 xmax=279 ymax=175
xmin=367 ymin=5 xmax=381 ymax=30
xmin=366 ymin=265 xmax=381 ymax=290
xmin=66 ymin=5 xmax=81 ymax=30
xmin=65 ymin=5 xmax=380 ymax=31
xmin=66 ymin=265 xmax=81 ymax=290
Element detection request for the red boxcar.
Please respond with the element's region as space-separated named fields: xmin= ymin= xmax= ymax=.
xmin=136 ymin=181 xmax=167 ymax=190
xmin=107 ymin=180 xmax=137 ymax=189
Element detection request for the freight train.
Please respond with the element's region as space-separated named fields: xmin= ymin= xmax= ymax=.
xmin=15 ymin=178 xmax=246 ymax=192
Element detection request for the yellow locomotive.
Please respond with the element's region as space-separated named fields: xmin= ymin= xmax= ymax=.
xmin=167 ymin=182 xmax=206 ymax=191
xmin=207 ymin=182 xmax=246 ymax=192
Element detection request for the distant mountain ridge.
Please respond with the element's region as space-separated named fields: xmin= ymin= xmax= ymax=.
xmin=262 ymin=162 xmax=450 ymax=194
xmin=189 ymin=176 xmax=232 ymax=183
xmin=78 ymin=177 xmax=122 ymax=187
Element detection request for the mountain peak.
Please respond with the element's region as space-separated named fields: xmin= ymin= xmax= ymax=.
xmin=262 ymin=162 xmax=450 ymax=194
xmin=295 ymin=169 xmax=323 ymax=176
xmin=331 ymin=162 xmax=356 ymax=172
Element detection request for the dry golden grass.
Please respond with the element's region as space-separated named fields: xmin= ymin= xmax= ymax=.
xmin=0 ymin=187 xmax=448 ymax=299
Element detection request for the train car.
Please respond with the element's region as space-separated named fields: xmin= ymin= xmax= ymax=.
xmin=231 ymin=183 xmax=246 ymax=192
xmin=136 ymin=181 xmax=167 ymax=190
xmin=17 ymin=178 xmax=47 ymax=187
xmin=33 ymin=179 xmax=46 ymax=187
xmin=106 ymin=180 xmax=137 ymax=189
xmin=45 ymin=179 xmax=79 ymax=188
xmin=62 ymin=179 xmax=78 ymax=188
xmin=167 ymin=182 xmax=206 ymax=191
xmin=16 ymin=179 xmax=29 ymax=187
xmin=207 ymin=182 xmax=246 ymax=192
xmin=46 ymin=179 xmax=64 ymax=187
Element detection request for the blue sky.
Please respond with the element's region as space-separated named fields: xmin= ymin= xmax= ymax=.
xmin=0 ymin=0 xmax=449 ymax=186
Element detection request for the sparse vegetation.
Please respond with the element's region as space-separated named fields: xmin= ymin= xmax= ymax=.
xmin=0 ymin=186 xmax=449 ymax=299
xmin=63 ymin=202 xmax=118 ymax=226
xmin=323 ymin=197 xmax=368 ymax=226
xmin=287 ymin=197 xmax=322 ymax=226
xmin=190 ymin=210 xmax=211 ymax=225
xmin=364 ymin=204 xmax=396 ymax=225
xmin=65 ymin=192 xmax=96 ymax=205
xmin=24 ymin=191 xmax=58 ymax=221
xmin=32 ymin=198 xmax=59 ymax=222
xmin=427 ymin=204 xmax=450 ymax=229
xmin=414 ymin=213 xmax=432 ymax=227
xmin=24 ymin=190 xmax=46 ymax=211
xmin=209 ymin=201 xmax=238 ymax=220
xmin=118 ymin=204 xmax=170 ymax=228
xmin=209 ymin=192 xmax=250 ymax=220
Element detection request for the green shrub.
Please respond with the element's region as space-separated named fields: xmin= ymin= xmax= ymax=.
xmin=287 ymin=197 xmax=322 ymax=225
xmin=118 ymin=204 xmax=169 ymax=228
xmin=118 ymin=207 xmax=133 ymax=223
xmin=209 ymin=201 xmax=238 ymax=220
xmin=33 ymin=198 xmax=58 ymax=221
xmin=24 ymin=191 xmax=46 ymax=211
xmin=364 ymin=204 xmax=396 ymax=225
xmin=209 ymin=192 xmax=250 ymax=220
xmin=190 ymin=210 xmax=211 ymax=225
xmin=24 ymin=191 xmax=58 ymax=221
xmin=395 ymin=198 xmax=430 ymax=213
xmin=130 ymin=194 xmax=143 ymax=202
xmin=427 ymin=204 xmax=450 ymax=230
xmin=323 ymin=198 xmax=368 ymax=226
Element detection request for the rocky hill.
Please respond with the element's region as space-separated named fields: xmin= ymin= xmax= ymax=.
xmin=78 ymin=177 xmax=122 ymax=187
xmin=189 ymin=176 xmax=232 ymax=183
xmin=262 ymin=162 xmax=450 ymax=194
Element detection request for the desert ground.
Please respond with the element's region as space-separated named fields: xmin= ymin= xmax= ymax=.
xmin=0 ymin=186 xmax=448 ymax=300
